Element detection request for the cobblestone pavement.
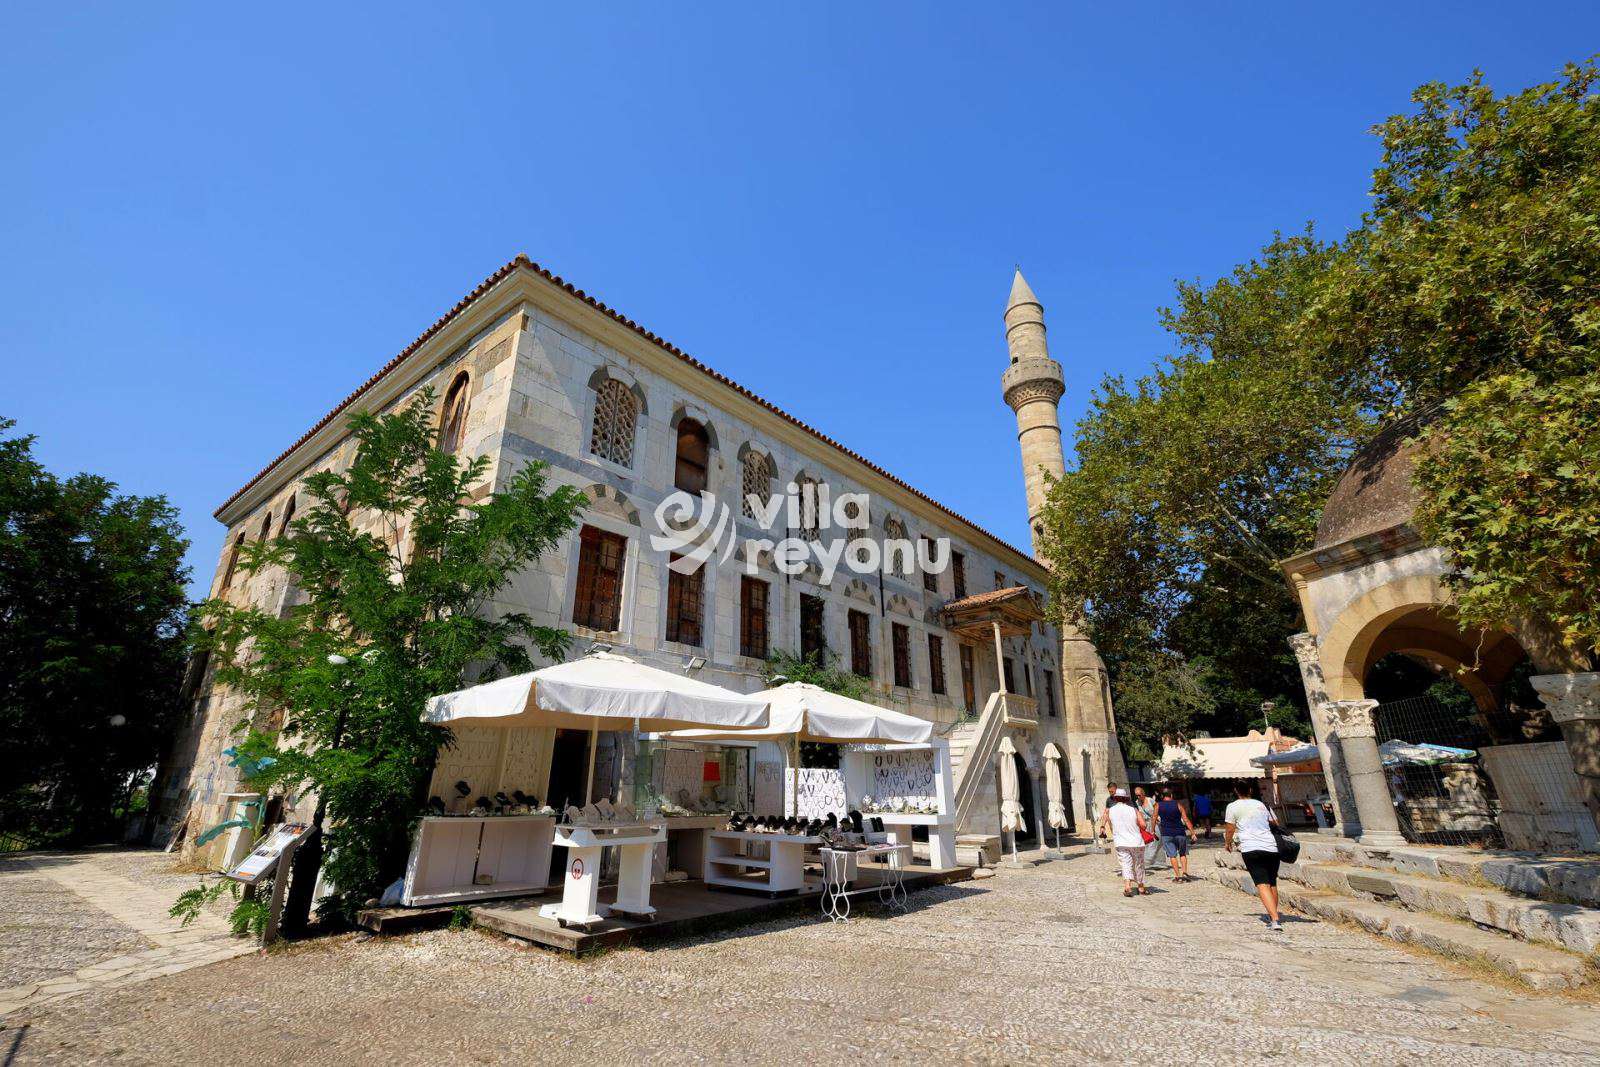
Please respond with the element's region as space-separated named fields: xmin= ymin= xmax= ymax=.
xmin=4 ymin=846 xmax=1600 ymax=1064
xmin=0 ymin=849 xmax=254 ymax=1020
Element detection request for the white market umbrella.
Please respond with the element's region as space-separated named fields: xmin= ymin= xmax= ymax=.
xmin=999 ymin=736 xmax=1025 ymax=865
xmin=1042 ymin=741 xmax=1067 ymax=850
xmin=424 ymin=652 xmax=770 ymax=804
xmin=662 ymin=682 xmax=933 ymax=817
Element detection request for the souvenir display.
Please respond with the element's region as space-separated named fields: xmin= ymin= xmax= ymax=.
xmin=426 ymin=795 xmax=447 ymax=815
xmin=454 ymin=781 xmax=472 ymax=798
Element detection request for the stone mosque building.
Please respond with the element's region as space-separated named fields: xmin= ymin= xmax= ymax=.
xmin=149 ymin=258 xmax=1124 ymax=860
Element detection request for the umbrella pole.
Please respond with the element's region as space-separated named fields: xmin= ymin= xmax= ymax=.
xmin=789 ymin=735 xmax=800 ymax=820
xmin=582 ymin=720 xmax=598 ymax=805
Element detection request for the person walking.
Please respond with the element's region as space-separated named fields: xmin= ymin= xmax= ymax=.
xmin=1099 ymin=789 xmax=1151 ymax=896
xmin=1224 ymin=780 xmax=1283 ymax=930
xmin=1134 ymin=787 xmax=1160 ymax=871
xmin=1097 ymin=782 xmax=1119 ymax=864
xmin=1193 ymin=790 xmax=1213 ymax=838
xmin=1155 ymin=788 xmax=1195 ymax=882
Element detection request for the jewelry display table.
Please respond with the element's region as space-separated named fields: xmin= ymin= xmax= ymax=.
xmin=402 ymin=815 xmax=555 ymax=907
xmin=869 ymin=813 xmax=955 ymax=868
xmin=704 ymin=830 xmax=820 ymax=896
xmin=540 ymin=822 xmax=666 ymax=928
xmin=818 ymin=843 xmax=910 ymax=921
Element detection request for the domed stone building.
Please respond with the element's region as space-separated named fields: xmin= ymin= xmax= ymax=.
xmin=1280 ymin=415 xmax=1600 ymax=853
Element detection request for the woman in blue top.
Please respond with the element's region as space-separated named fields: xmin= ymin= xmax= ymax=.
xmin=1154 ymin=788 xmax=1195 ymax=882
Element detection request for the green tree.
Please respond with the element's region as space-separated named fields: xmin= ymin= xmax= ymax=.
xmin=1037 ymin=234 xmax=1376 ymax=746
xmin=195 ymin=392 xmax=585 ymax=924
xmin=0 ymin=417 xmax=189 ymax=844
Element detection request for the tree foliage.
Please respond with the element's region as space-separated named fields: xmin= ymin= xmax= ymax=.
xmin=1040 ymin=57 xmax=1600 ymax=751
xmin=195 ymin=393 xmax=585 ymax=920
xmin=0 ymin=417 xmax=189 ymax=844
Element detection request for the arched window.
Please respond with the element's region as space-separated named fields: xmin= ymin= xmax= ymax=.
xmin=258 ymin=512 xmax=273 ymax=540
xmin=277 ymin=494 xmax=297 ymax=538
xmin=221 ymin=533 xmax=244 ymax=591
xmin=674 ymin=418 xmax=710 ymax=495
xmin=741 ymin=451 xmax=775 ymax=520
xmin=439 ymin=372 xmax=470 ymax=455
xmin=589 ymin=378 xmax=638 ymax=467
xmin=795 ymin=474 xmax=823 ymax=541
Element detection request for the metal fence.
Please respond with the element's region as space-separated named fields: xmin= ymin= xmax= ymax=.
xmin=1370 ymin=694 xmax=1502 ymax=848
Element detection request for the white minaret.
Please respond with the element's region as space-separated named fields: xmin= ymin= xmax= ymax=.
xmin=1000 ymin=270 xmax=1128 ymax=812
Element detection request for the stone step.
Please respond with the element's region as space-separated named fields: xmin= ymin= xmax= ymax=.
xmin=1213 ymin=850 xmax=1600 ymax=955
xmin=1295 ymin=837 xmax=1600 ymax=909
xmin=1201 ymin=864 xmax=1593 ymax=990
xmin=955 ymin=834 xmax=1000 ymax=867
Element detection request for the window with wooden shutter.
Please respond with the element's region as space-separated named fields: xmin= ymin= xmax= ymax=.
xmin=800 ymin=594 xmax=825 ymax=661
xmin=590 ymin=379 xmax=638 ymax=467
xmin=891 ymin=623 xmax=912 ymax=688
xmin=439 ymin=372 xmax=470 ymax=455
xmin=952 ymin=552 xmax=966 ymax=599
xmin=920 ymin=537 xmax=938 ymax=593
xmin=573 ymin=525 xmax=626 ymax=631
xmin=928 ymin=634 xmax=946 ymax=695
xmin=740 ymin=576 xmax=768 ymax=659
xmin=665 ymin=555 xmax=704 ymax=646
xmin=1003 ymin=657 xmax=1016 ymax=694
xmin=1043 ymin=669 xmax=1057 ymax=717
xmin=848 ymin=609 xmax=872 ymax=678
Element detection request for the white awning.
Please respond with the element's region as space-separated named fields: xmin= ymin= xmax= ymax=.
xmin=423 ymin=652 xmax=770 ymax=733
xmin=661 ymin=682 xmax=932 ymax=745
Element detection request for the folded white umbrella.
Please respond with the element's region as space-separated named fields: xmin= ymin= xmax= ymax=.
xmin=999 ymin=735 xmax=1025 ymax=864
xmin=423 ymin=652 xmax=770 ymax=803
xmin=1042 ymin=741 xmax=1068 ymax=836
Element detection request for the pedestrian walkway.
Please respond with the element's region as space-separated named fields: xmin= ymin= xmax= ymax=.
xmin=0 ymin=849 xmax=253 ymax=1018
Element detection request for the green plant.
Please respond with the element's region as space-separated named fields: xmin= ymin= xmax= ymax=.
xmin=169 ymin=878 xmax=271 ymax=939
xmin=190 ymin=389 xmax=586 ymax=927
xmin=448 ymin=905 xmax=473 ymax=931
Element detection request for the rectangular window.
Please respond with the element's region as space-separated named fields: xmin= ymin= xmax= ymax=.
xmin=665 ymin=555 xmax=704 ymax=647
xmin=927 ymin=634 xmax=946 ymax=695
xmin=1003 ymin=657 xmax=1016 ymax=694
xmin=800 ymin=594 xmax=826 ymax=662
xmin=1023 ymin=662 xmax=1034 ymax=697
xmin=892 ymin=623 xmax=912 ymax=688
xmin=740 ymin=576 xmax=769 ymax=659
xmin=1043 ymin=669 xmax=1057 ymax=717
xmin=959 ymin=644 xmax=975 ymax=712
xmin=573 ymin=525 xmax=626 ymax=631
xmin=952 ymin=552 xmax=967 ymax=599
xmin=994 ymin=570 xmax=1006 ymax=590
xmin=848 ymin=609 xmax=872 ymax=678
xmin=920 ymin=537 xmax=938 ymax=593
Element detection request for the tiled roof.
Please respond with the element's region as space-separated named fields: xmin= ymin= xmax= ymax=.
xmin=216 ymin=255 xmax=1041 ymax=568
xmin=942 ymin=585 xmax=1039 ymax=614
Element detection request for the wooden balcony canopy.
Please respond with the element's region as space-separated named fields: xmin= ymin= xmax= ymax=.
xmin=940 ymin=586 xmax=1043 ymax=640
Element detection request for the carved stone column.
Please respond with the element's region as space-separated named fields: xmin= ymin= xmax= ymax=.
xmin=1328 ymin=699 xmax=1406 ymax=847
xmin=1530 ymin=672 xmax=1600 ymax=837
xmin=1288 ymin=633 xmax=1360 ymax=838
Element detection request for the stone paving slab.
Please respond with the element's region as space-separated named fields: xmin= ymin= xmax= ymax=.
xmin=0 ymin=849 xmax=251 ymax=1020
xmin=5 ymin=848 xmax=1600 ymax=1063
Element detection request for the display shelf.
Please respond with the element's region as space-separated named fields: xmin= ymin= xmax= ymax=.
xmin=704 ymin=831 xmax=815 ymax=895
xmin=402 ymin=815 xmax=555 ymax=907
xmin=865 ymin=812 xmax=943 ymax=825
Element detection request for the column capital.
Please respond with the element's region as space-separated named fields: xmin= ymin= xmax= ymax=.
xmin=1287 ymin=632 xmax=1319 ymax=667
xmin=1531 ymin=671 xmax=1600 ymax=725
xmin=1329 ymin=699 xmax=1379 ymax=739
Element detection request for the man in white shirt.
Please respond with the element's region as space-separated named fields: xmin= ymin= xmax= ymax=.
xmin=1223 ymin=780 xmax=1283 ymax=931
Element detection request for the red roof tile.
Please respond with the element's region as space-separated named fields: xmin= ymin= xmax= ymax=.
xmin=215 ymin=255 xmax=1040 ymax=568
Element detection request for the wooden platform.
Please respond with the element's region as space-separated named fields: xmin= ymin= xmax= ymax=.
xmin=468 ymin=862 xmax=974 ymax=954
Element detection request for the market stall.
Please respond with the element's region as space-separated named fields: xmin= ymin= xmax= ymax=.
xmin=664 ymin=682 xmax=954 ymax=882
xmin=419 ymin=652 xmax=770 ymax=925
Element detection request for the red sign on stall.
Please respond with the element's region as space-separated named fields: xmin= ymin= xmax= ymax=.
xmin=570 ymin=857 xmax=585 ymax=879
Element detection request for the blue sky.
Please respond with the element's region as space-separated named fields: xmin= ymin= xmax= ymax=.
xmin=3 ymin=4 xmax=1594 ymax=596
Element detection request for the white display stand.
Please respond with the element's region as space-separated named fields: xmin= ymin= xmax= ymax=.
xmin=871 ymin=812 xmax=956 ymax=868
xmin=819 ymin=843 xmax=910 ymax=921
xmin=540 ymin=822 xmax=666 ymax=928
xmin=402 ymin=815 xmax=555 ymax=906
xmin=704 ymin=830 xmax=819 ymax=896
xmin=656 ymin=815 xmax=727 ymax=881
xmin=844 ymin=739 xmax=957 ymax=868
